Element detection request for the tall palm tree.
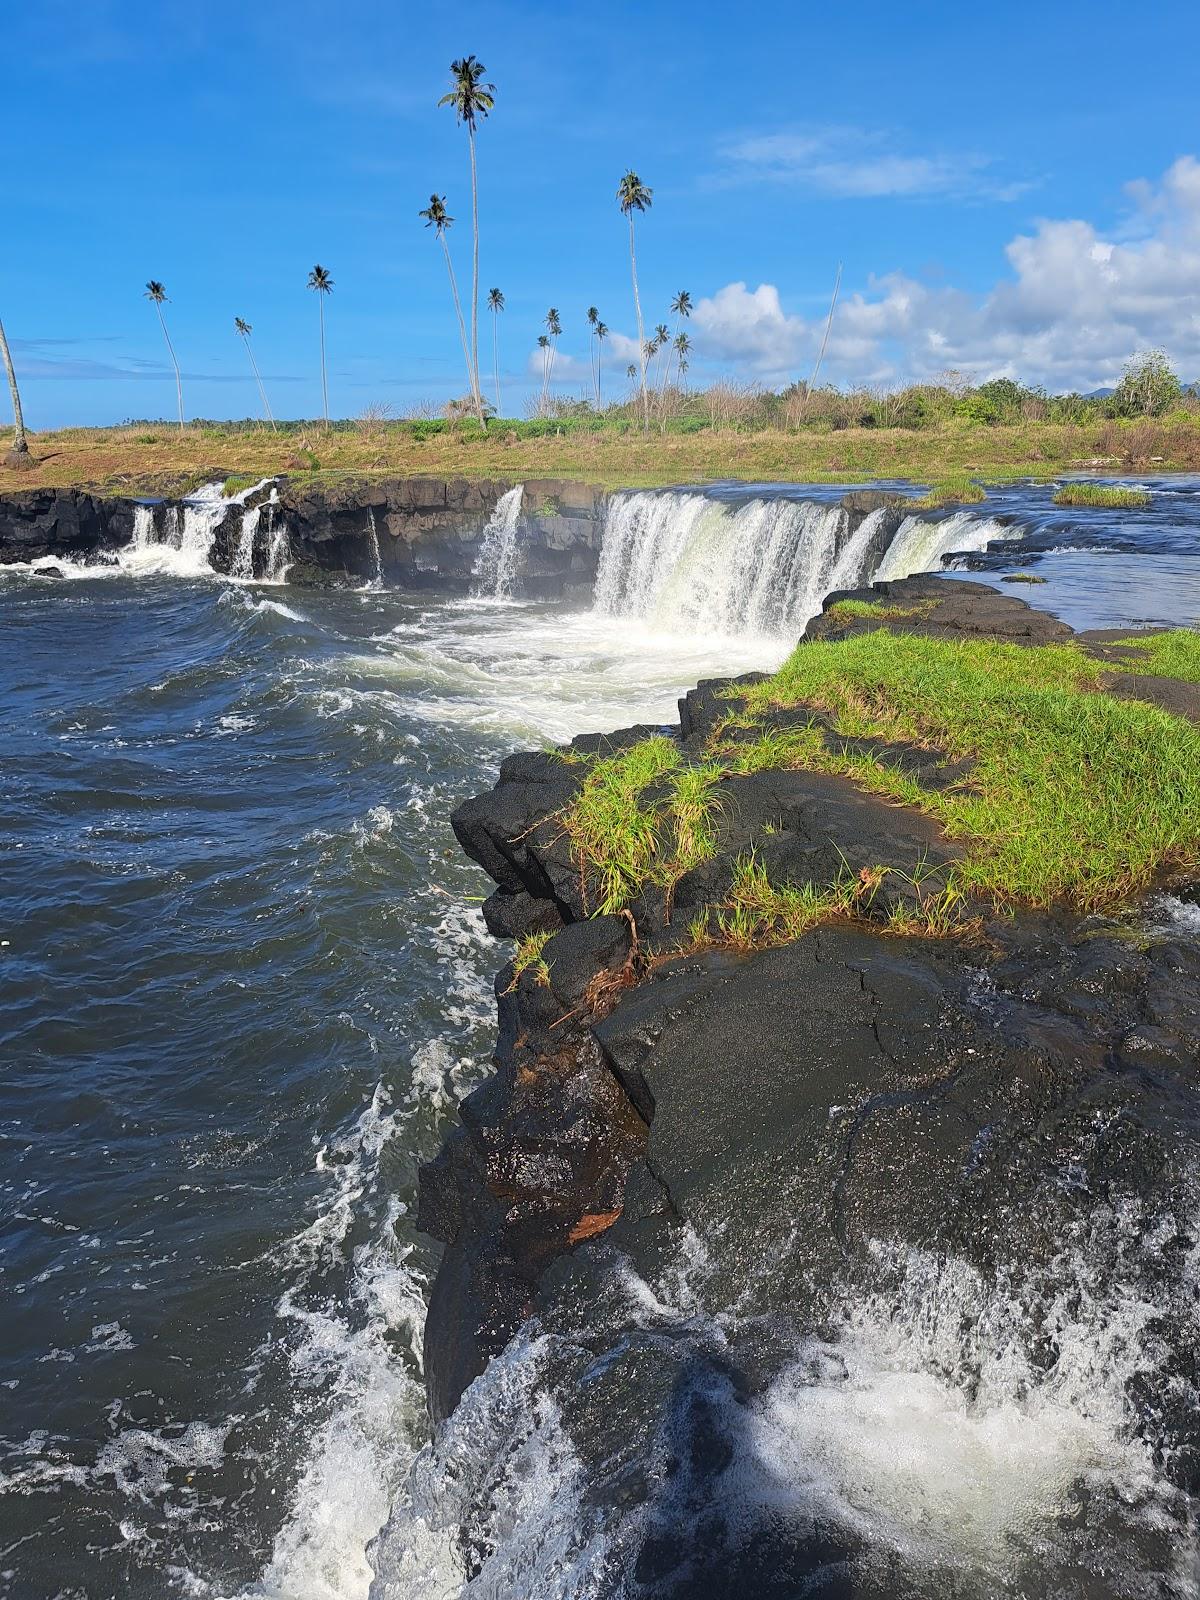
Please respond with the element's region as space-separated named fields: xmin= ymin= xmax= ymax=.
xmin=234 ymin=317 xmax=276 ymax=433
xmin=537 ymin=333 xmax=551 ymax=411
xmin=420 ymin=195 xmax=474 ymax=406
xmin=439 ymin=55 xmax=495 ymax=428
xmin=586 ymin=306 xmax=600 ymax=406
xmin=594 ymin=321 xmax=609 ymax=409
xmin=144 ymin=280 xmax=184 ymax=432
xmin=668 ymin=289 xmax=693 ymax=391
xmin=306 ymin=265 xmax=333 ymax=429
xmin=487 ymin=287 xmax=504 ymax=417
xmin=545 ymin=307 xmax=561 ymax=398
xmin=616 ymin=170 xmax=652 ymax=429
xmin=0 ymin=314 xmax=30 ymax=465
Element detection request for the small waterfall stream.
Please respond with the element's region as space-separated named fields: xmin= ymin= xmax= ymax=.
xmin=471 ymin=485 xmax=526 ymax=599
xmin=365 ymin=508 xmax=383 ymax=588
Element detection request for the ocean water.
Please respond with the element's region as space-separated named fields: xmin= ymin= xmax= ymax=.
xmin=1 ymin=478 xmax=1198 ymax=1598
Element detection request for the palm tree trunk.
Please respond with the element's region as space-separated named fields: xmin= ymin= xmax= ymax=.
xmin=245 ymin=338 xmax=276 ymax=433
xmin=492 ymin=312 xmax=501 ymax=418
xmin=155 ymin=303 xmax=184 ymax=432
xmin=801 ymin=262 xmax=843 ymax=418
xmin=440 ymin=237 xmax=475 ymax=402
xmin=597 ymin=347 xmax=603 ymax=410
xmin=468 ymin=127 xmax=485 ymax=427
xmin=0 ymin=315 xmax=29 ymax=457
xmin=628 ymin=212 xmax=648 ymax=431
xmin=318 ymin=298 xmax=329 ymax=429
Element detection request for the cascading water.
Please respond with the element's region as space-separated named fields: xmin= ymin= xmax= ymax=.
xmin=593 ymin=490 xmax=1015 ymax=637
xmin=471 ymin=485 xmax=525 ymax=600
xmin=232 ymin=505 xmax=261 ymax=581
xmin=263 ymin=491 xmax=290 ymax=582
xmin=874 ymin=510 xmax=1015 ymax=583
xmin=365 ymin=507 xmax=384 ymax=588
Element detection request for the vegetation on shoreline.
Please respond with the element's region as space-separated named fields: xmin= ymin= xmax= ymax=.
xmin=1110 ymin=629 xmax=1200 ymax=683
xmin=4 ymin=409 xmax=1200 ymax=495
xmin=1052 ymin=483 xmax=1152 ymax=508
xmin=551 ymin=627 xmax=1200 ymax=959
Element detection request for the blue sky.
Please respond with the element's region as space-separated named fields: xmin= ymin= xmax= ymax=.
xmin=5 ymin=0 xmax=1200 ymax=426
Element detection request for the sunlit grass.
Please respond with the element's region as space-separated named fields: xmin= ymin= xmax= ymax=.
xmin=1051 ymin=483 xmax=1151 ymax=508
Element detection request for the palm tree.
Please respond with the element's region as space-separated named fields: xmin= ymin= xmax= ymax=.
xmin=0 ymin=314 xmax=30 ymax=465
xmin=306 ymin=265 xmax=333 ymax=430
xmin=586 ymin=306 xmax=600 ymax=406
xmin=235 ymin=317 xmax=276 ymax=433
xmin=616 ymin=170 xmax=652 ymax=429
xmin=144 ymin=280 xmax=184 ymax=432
xmin=545 ymin=307 xmax=561 ymax=397
xmin=668 ymin=289 xmax=693 ymax=392
xmin=487 ymin=287 xmax=504 ymax=417
xmin=594 ymin=321 xmax=609 ymax=409
xmin=420 ymin=196 xmax=475 ymax=406
xmin=439 ymin=55 xmax=495 ymax=428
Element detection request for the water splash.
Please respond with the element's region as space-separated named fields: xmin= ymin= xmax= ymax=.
xmin=471 ymin=486 xmax=525 ymax=600
xmin=232 ymin=506 xmax=261 ymax=581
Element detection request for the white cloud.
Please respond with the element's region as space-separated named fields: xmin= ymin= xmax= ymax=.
xmin=689 ymin=156 xmax=1200 ymax=391
xmin=717 ymin=126 xmax=1031 ymax=202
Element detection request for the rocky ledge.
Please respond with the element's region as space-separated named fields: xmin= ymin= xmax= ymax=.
xmin=416 ymin=576 xmax=1200 ymax=1595
xmin=0 ymin=475 xmax=608 ymax=596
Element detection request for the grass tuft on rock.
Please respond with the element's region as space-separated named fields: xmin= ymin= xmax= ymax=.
xmin=909 ymin=475 xmax=987 ymax=509
xmin=1051 ymin=483 xmax=1151 ymax=508
xmin=508 ymin=929 xmax=553 ymax=989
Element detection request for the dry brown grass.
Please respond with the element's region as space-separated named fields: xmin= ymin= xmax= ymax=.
xmin=2 ymin=415 xmax=1199 ymax=495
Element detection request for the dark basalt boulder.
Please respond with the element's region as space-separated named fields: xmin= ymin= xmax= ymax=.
xmin=0 ymin=488 xmax=134 ymax=563
xmin=808 ymin=574 xmax=1075 ymax=646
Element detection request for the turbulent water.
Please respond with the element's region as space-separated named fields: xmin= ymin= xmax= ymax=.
xmin=2 ymin=477 xmax=1199 ymax=1598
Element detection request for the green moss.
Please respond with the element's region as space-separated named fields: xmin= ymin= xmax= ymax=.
xmin=736 ymin=630 xmax=1200 ymax=907
xmin=1051 ymin=483 xmax=1151 ymax=508
xmin=1110 ymin=628 xmax=1200 ymax=684
xmin=222 ymin=473 xmax=260 ymax=498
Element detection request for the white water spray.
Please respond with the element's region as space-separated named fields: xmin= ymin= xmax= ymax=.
xmin=471 ymin=486 xmax=525 ymax=600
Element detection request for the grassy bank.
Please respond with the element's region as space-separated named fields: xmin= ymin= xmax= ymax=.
xmin=3 ymin=412 xmax=1200 ymax=494
xmin=554 ymin=628 xmax=1200 ymax=952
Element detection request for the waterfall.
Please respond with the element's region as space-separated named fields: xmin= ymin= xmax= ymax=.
xmin=264 ymin=493 xmax=291 ymax=582
xmin=232 ymin=507 xmax=261 ymax=581
xmin=131 ymin=504 xmax=156 ymax=550
xmin=593 ymin=491 xmax=1016 ymax=637
xmin=873 ymin=511 xmax=1014 ymax=583
xmin=471 ymin=486 xmax=525 ymax=600
xmin=119 ymin=479 xmax=279 ymax=580
xmin=365 ymin=508 xmax=383 ymax=588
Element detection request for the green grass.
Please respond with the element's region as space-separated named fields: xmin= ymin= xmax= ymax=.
xmin=825 ymin=598 xmax=938 ymax=625
xmin=1051 ymin=483 xmax=1152 ymax=508
xmin=714 ymin=854 xmax=856 ymax=949
xmin=559 ymin=736 xmax=725 ymax=914
xmin=508 ymin=929 xmax=553 ymax=989
xmin=736 ymin=630 xmax=1200 ymax=907
xmin=222 ymin=473 xmax=261 ymax=498
xmin=1109 ymin=629 xmax=1200 ymax=684
xmin=909 ymin=475 xmax=987 ymax=509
